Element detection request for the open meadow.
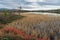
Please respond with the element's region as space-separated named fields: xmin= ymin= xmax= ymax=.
xmin=6 ymin=12 xmax=60 ymax=40
xmin=0 ymin=12 xmax=60 ymax=40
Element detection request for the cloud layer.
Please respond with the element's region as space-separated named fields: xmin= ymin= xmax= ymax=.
xmin=0 ymin=0 xmax=20 ymax=9
xmin=0 ymin=0 xmax=60 ymax=10
xmin=21 ymin=0 xmax=60 ymax=10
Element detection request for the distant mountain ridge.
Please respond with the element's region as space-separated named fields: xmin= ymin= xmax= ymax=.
xmin=0 ymin=8 xmax=19 ymax=12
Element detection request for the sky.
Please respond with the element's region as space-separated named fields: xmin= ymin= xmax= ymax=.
xmin=0 ymin=0 xmax=60 ymax=10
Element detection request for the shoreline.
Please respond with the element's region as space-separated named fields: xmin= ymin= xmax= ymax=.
xmin=20 ymin=12 xmax=60 ymax=16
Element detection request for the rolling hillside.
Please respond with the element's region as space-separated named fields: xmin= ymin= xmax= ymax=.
xmin=6 ymin=13 xmax=60 ymax=40
xmin=0 ymin=9 xmax=60 ymax=40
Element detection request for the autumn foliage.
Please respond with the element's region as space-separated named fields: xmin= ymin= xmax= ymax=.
xmin=0 ymin=26 xmax=49 ymax=40
xmin=0 ymin=13 xmax=60 ymax=40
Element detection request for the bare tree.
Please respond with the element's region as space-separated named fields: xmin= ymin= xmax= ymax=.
xmin=18 ymin=6 xmax=22 ymax=16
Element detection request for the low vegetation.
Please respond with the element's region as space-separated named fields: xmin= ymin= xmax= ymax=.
xmin=0 ymin=12 xmax=60 ymax=40
xmin=7 ymin=13 xmax=60 ymax=40
xmin=0 ymin=11 xmax=24 ymax=24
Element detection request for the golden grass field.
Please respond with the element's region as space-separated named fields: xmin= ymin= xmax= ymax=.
xmin=5 ymin=13 xmax=60 ymax=40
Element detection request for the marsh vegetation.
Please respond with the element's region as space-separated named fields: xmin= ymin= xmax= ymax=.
xmin=0 ymin=12 xmax=60 ymax=40
xmin=7 ymin=13 xmax=60 ymax=40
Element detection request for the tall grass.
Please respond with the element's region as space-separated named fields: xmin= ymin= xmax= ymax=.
xmin=7 ymin=14 xmax=60 ymax=40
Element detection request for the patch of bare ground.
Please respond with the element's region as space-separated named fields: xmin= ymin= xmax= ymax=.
xmin=6 ymin=13 xmax=60 ymax=40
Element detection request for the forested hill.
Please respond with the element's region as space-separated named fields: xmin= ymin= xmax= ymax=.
xmin=40 ymin=9 xmax=60 ymax=13
xmin=19 ymin=9 xmax=60 ymax=14
xmin=0 ymin=8 xmax=60 ymax=14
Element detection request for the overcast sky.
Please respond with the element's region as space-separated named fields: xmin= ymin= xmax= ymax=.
xmin=0 ymin=0 xmax=60 ymax=10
